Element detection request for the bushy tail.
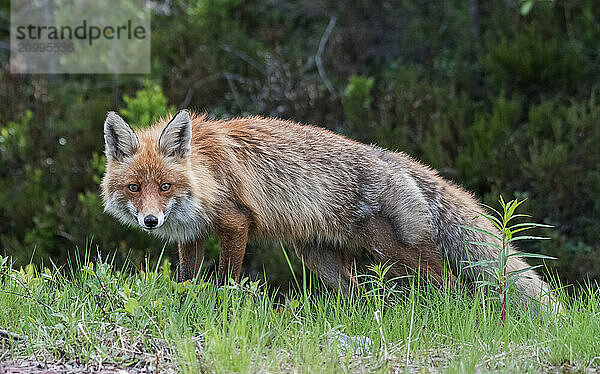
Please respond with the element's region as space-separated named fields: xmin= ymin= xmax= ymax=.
xmin=504 ymin=251 xmax=559 ymax=312
xmin=384 ymin=151 xmax=560 ymax=313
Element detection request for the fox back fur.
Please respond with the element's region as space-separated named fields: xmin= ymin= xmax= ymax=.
xmin=101 ymin=110 xmax=555 ymax=308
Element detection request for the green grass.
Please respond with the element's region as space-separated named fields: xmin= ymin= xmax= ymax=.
xmin=0 ymin=253 xmax=598 ymax=373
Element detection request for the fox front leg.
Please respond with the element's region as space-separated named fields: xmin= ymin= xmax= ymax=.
xmin=215 ymin=207 xmax=250 ymax=286
xmin=178 ymin=239 xmax=205 ymax=281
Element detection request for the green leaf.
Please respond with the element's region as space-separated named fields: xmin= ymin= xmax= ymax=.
xmin=499 ymin=195 xmax=506 ymax=209
xmin=507 ymin=198 xmax=526 ymax=218
xmin=521 ymin=0 xmax=533 ymax=16
xmin=481 ymin=204 xmax=502 ymax=219
xmin=506 ymin=265 xmax=542 ymax=278
xmin=463 ymin=259 xmax=497 ymax=269
xmin=508 ymin=252 xmax=557 ymax=260
xmin=469 ymin=241 xmax=502 ymax=250
xmin=508 ymin=235 xmax=551 ymax=242
xmin=459 ymin=225 xmax=501 ymax=241
xmin=509 ymin=226 xmax=537 ymax=235
xmin=505 ymin=213 xmax=531 ymax=224
xmin=475 ymin=279 xmax=498 ymax=288
xmin=509 ymin=222 xmax=554 ymax=230
xmin=479 ymin=213 xmax=503 ymax=230
xmin=504 ymin=266 xmax=542 ymax=290
xmin=124 ymin=298 xmax=140 ymax=315
xmin=504 ymin=276 xmax=521 ymax=292
xmin=177 ymin=281 xmax=190 ymax=294
xmin=498 ymin=250 xmax=507 ymax=272
xmin=82 ymin=268 xmax=95 ymax=277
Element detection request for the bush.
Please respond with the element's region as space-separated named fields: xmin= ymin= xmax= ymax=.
xmin=121 ymin=80 xmax=175 ymax=127
xmin=456 ymin=94 xmax=522 ymax=197
xmin=520 ymin=95 xmax=600 ymax=243
xmin=2 ymin=0 xmax=599 ymax=287
xmin=482 ymin=26 xmax=585 ymax=99
xmin=342 ymin=63 xmax=473 ymax=172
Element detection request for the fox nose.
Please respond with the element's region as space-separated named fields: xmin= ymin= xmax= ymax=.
xmin=144 ymin=214 xmax=159 ymax=228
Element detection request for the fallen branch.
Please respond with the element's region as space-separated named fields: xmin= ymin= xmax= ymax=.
xmin=0 ymin=328 xmax=24 ymax=341
xmin=220 ymin=44 xmax=266 ymax=75
xmin=315 ymin=15 xmax=337 ymax=98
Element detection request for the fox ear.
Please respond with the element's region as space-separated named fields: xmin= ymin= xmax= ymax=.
xmin=159 ymin=110 xmax=192 ymax=158
xmin=104 ymin=112 xmax=139 ymax=161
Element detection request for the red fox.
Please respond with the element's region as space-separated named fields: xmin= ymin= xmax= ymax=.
xmin=101 ymin=110 xmax=555 ymax=308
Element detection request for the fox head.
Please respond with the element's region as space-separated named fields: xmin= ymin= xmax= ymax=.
xmin=101 ymin=110 xmax=210 ymax=241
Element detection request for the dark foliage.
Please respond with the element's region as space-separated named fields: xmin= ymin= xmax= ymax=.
xmin=0 ymin=0 xmax=598 ymax=285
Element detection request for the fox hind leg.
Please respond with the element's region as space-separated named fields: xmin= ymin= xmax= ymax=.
xmin=293 ymin=244 xmax=355 ymax=292
xmin=361 ymin=215 xmax=452 ymax=283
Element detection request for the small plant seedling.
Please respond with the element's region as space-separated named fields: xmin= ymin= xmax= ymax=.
xmin=462 ymin=196 xmax=555 ymax=322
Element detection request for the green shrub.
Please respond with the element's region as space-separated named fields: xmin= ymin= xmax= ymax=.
xmin=121 ymin=80 xmax=175 ymax=127
xmin=520 ymin=95 xmax=600 ymax=244
xmin=456 ymin=94 xmax=522 ymax=197
xmin=342 ymin=64 xmax=473 ymax=171
xmin=482 ymin=26 xmax=584 ymax=98
xmin=342 ymin=75 xmax=374 ymax=142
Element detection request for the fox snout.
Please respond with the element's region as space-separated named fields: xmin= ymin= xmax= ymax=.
xmin=136 ymin=210 xmax=165 ymax=230
xmin=144 ymin=214 xmax=159 ymax=228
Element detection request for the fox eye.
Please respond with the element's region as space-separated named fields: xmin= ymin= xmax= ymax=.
xmin=128 ymin=184 xmax=140 ymax=192
xmin=160 ymin=183 xmax=171 ymax=192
